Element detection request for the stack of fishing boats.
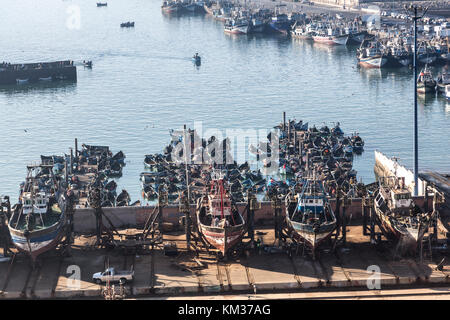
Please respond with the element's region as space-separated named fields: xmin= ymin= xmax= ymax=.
xmin=260 ymin=120 xmax=364 ymax=200
xmin=71 ymin=145 xmax=128 ymax=207
xmin=141 ymin=130 xmax=266 ymax=204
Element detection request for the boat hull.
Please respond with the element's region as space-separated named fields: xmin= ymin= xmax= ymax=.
xmin=373 ymin=205 xmax=426 ymax=251
xmin=313 ymin=35 xmax=348 ymax=45
xmin=417 ymin=82 xmax=436 ymax=94
xmin=224 ymin=25 xmax=249 ymax=34
xmin=8 ymin=215 xmax=66 ymax=261
xmin=358 ymin=56 xmax=388 ymax=68
xmin=285 ymin=217 xmax=336 ymax=252
xmin=268 ymin=22 xmax=289 ymax=35
xmin=199 ymin=224 xmax=245 ymax=255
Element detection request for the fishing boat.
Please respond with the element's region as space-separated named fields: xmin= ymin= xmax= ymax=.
xmin=373 ymin=177 xmax=431 ymax=252
xmin=417 ymin=65 xmax=436 ymax=94
xmin=285 ymin=174 xmax=337 ymax=258
xmin=416 ymin=43 xmax=438 ymax=65
xmin=224 ymin=18 xmax=250 ymax=35
xmin=97 ymin=2 xmax=107 ymax=7
xmin=291 ymin=24 xmax=313 ymax=40
xmin=161 ymin=0 xmax=180 ymax=13
xmin=436 ymin=70 xmax=450 ymax=94
xmin=357 ymin=40 xmax=387 ymax=68
xmin=120 ymin=21 xmax=135 ymax=28
xmin=196 ymin=175 xmax=245 ymax=257
xmin=350 ymin=133 xmax=364 ymax=154
xmin=390 ymin=45 xmax=412 ymax=67
xmin=268 ymin=13 xmax=290 ymax=35
xmin=7 ymin=165 xmax=66 ymax=262
xmin=83 ymin=60 xmax=92 ymax=68
xmin=249 ymin=17 xmax=265 ymax=33
xmin=312 ymin=27 xmax=348 ymax=46
xmin=192 ymin=53 xmax=201 ymax=65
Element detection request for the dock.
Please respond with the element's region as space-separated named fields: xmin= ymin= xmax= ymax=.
xmin=0 ymin=225 xmax=449 ymax=299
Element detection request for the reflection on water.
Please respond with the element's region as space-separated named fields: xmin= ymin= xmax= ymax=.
xmin=0 ymin=81 xmax=77 ymax=95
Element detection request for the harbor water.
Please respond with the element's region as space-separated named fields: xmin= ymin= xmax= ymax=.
xmin=0 ymin=0 xmax=449 ymax=202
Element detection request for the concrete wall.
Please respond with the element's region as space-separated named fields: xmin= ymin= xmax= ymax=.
xmin=73 ymin=199 xmax=367 ymax=233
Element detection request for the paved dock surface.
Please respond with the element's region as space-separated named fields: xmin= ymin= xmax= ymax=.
xmin=0 ymin=226 xmax=449 ymax=299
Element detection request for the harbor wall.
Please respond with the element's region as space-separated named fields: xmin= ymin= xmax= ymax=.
xmin=73 ymin=196 xmax=431 ymax=233
xmin=0 ymin=66 xmax=77 ymax=85
xmin=73 ymin=198 xmax=366 ymax=233
xmin=374 ymin=150 xmax=426 ymax=196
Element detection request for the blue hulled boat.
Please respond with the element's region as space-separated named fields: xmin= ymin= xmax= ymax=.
xmin=8 ymin=165 xmax=67 ymax=262
xmin=268 ymin=14 xmax=290 ymax=35
xmin=285 ymin=174 xmax=337 ymax=258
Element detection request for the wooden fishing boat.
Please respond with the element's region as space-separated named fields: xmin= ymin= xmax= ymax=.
xmin=196 ymin=176 xmax=245 ymax=257
xmin=417 ymin=65 xmax=436 ymax=94
xmin=7 ymin=165 xmax=67 ymax=262
xmin=357 ymin=40 xmax=388 ymax=68
xmin=373 ymin=177 xmax=432 ymax=253
xmin=436 ymin=70 xmax=450 ymax=94
xmin=285 ymin=174 xmax=337 ymax=258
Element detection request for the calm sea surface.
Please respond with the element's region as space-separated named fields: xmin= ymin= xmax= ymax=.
xmin=1 ymin=0 xmax=449 ymax=202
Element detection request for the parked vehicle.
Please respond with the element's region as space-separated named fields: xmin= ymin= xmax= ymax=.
xmin=92 ymin=267 xmax=134 ymax=284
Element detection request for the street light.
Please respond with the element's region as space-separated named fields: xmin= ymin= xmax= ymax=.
xmin=405 ymin=4 xmax=428 ymax=196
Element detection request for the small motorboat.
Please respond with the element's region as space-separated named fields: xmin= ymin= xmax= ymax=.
xmin=192 ymin=53 xmax=201 ymax=66
xmin=97 ymin=2 xmax=107 ymax=7
xmin=120 ymin=21 xmax=135 ymax=28
xmin=83 ymin=60 xmax=93 ymax=68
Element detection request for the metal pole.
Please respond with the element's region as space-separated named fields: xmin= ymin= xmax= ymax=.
xmin=413 ymin=7 xmax=419 ymax=197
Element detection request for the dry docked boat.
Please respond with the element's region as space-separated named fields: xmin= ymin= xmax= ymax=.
xmin=8 ymin=165 xmax=67 ymax=262
xmin=373 ymin=177 xmax=432 ymax=253
xmin=196 ymin=175 xmax=245 ymax=257
xmin=417 ymin=65 xmax=436 ymax=94
xmin=284 ymin=174 xmax=337 ymax=258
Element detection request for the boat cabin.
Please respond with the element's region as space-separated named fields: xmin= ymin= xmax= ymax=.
xmin=22 ymin=191 xmax=48 ymax=215
xmin=209 ymin=197 xmax=232 ymax=217
xmin=389 ymin=189 xmax=412 ymax=209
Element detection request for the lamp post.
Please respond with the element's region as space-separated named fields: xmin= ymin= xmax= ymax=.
xmin=405 ymin=4 xmax=427 ymax=196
